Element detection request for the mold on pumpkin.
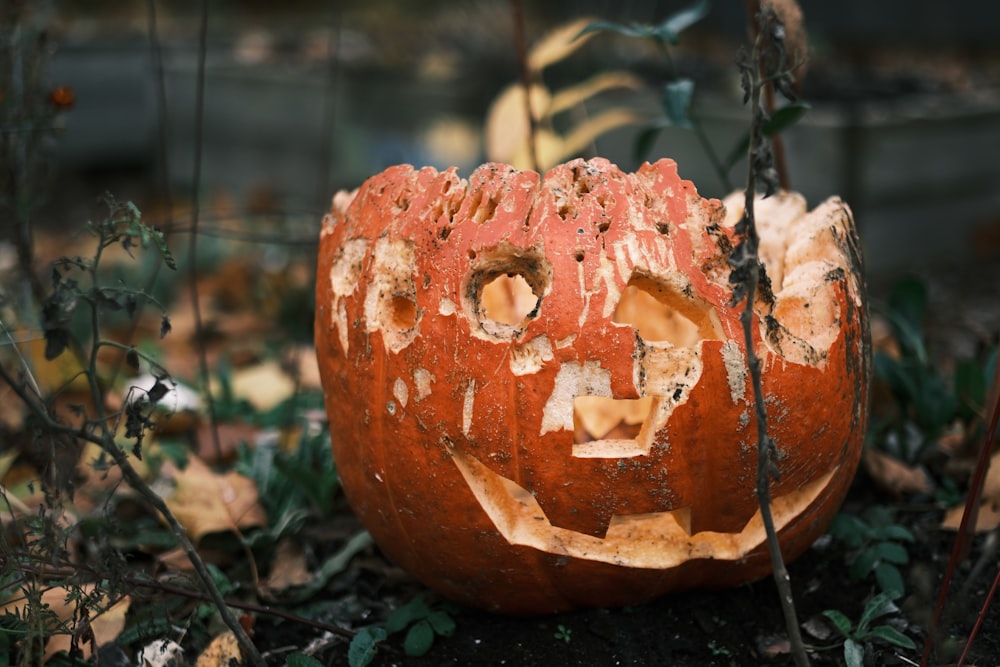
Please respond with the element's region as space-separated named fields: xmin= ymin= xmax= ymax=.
xmin=315 ymin=157 xmax=870 ymax=614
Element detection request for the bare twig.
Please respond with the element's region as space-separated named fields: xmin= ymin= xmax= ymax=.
xmin=316 ymin=0 xmax=342 ymax=205
xmin=923 ymin=355 xmax=1000 ymax=666
xmin=731 ymin=9 xmax=809 ymax=667
xmin=188 ymin=0 xmax=224 ymax=463
xmin=0 ymin=362 xmax=264 ymax=666
xmin=745 ymin=0 xmax=789 ymax=190
xmin=510 ymin=0 xmax=539 ymax=173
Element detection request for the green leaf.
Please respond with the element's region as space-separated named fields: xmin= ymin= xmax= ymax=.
xmin=888 ymin=277 xmax=927 ymax=337
xmin=661 ymin=79 xmax=694 ymax=127
xmin=348 ymin=627 xmax=387 ymax=667
xmin=723 ymin=102 xmax=810 ymax=173
xmin=864 ymin=624 xmax=917 ymax=650
xmin=870 ymin=524 xmax=914 ymax=543
xmin=858 ymin=592 xmax=899 ymax=634
xmin=576 ymin=20 xmax=654 ymax=40
xmin=386 ymin=593 xmax=432 ymax=634
xmin=874 ymin=562 xmax=905 ymax=598
xmin=955 ymin=359 xmax=987 ymax=418
xmin=874 ymin=541 xmax=910 ymax=565
xmin=205 ymin=563 xmax=235 ymax=596
xmin=427 ymin=610 xmax=456 ymax=637
xmin=287 ymin=654 xmax=325 ymax=667
xmin=843 ymin=638 xmax=864 ymax=667
xmin=283 ymin=531 xmax=372 ymax=604
xmin=849 ymin=546 xmax=878 ymax=581
xmin=403 ymin=620 xmax=436 ymax=657
xmin=820 ymin=609 xmax=853 ymax=637
xmin=633 ymin=125 xmax=664 ymax=165
xmin=986 ymin=347 xmax=998 ymax=391
xmin=827 ymin=513 xmax=870 ymax=547
xmin=873 ymin=351 xmax=919 ymax=404
xmin=653 ymin=0 xmax=710 ymax=44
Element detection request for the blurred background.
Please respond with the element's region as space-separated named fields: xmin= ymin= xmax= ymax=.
xmin=5 ymin=0 xmax=1000 ymax=285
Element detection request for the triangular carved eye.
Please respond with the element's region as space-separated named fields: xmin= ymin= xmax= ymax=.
xmin=611 ymin=273 xmax=722 ymax=347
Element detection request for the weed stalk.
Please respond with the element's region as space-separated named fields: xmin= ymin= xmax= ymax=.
xmin=730 ymin=7 xmax=809 ymax=666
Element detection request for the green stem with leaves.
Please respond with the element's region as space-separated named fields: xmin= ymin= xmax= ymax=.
xmin=652 ymin=39 xmax=731 ymax=191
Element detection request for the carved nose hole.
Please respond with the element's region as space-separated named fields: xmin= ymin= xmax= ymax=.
xmin=572 ymin=395 xmax=655 ymax=458
xmin=481 ymin=273 xmax=538 ymax=327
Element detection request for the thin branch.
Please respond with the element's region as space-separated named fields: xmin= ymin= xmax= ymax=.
xmin=510 ymin=0 xmax=539 ymax=173
xmin=316 ymin=0 xmax=342 ymax=204
xmin=0 ymin=362 xmax=263 ymax=666
xmin=188 ymin=0 xmax=223 ymax=463
xmin=923 ymin=354 xmax=1000 ymax=666
xmin=732 ymin=15 xmax=809 ymax=667
xmin=744 ymin=0 xmax=791 ymax=190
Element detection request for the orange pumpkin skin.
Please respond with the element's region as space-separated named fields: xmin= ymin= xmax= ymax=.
xmin=315 ymin=158 xmax=869 ymax=614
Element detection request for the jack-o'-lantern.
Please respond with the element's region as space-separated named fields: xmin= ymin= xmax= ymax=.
xmin=315 ymin=158 xmax=869 ymax=614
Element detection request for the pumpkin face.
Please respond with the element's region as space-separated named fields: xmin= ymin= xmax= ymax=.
xmin=315 ymin=158 xmax=869 ymax=614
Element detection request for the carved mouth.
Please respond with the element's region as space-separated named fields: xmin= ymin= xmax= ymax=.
xmin=450 ymin=446 xmax=838 ymax=568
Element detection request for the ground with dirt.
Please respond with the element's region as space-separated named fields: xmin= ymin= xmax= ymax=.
xmin=249 ymin=470 xmax=1000 ymax=667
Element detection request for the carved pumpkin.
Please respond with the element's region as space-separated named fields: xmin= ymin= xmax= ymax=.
xmin=315 ymin=158 xmax=869 ymax=614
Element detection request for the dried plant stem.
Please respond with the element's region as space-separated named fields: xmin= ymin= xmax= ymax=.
xmin=923 ymin=355 xmax=1000 ymax=666
xmin=188 ymin=0 xmax=223 ymax=461
xmin=510 ymin=0 xmax=539 ymax=173
xmin=735 ymin=29 xmax=809 ymax=667
xmin=0 ymin=362 xmax=265 ymax=666
xmin=745 ymin=0 xmax=790 ymax=190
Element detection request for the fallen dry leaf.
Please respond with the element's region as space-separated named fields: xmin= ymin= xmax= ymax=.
xmin=862 ymin=447 xmax=932 ymax=497
xmin=162 ymin=454 xmax=267 ymax=542
xmin=195 ymin=630 xmax=242 ymax=667
xmin=942 ymin=452 xmax=1000 ymax=532
xmin=229 ymin=359 xmax=297 ymax=412
xmin=262 ymin=538 xmax=312 ymax=592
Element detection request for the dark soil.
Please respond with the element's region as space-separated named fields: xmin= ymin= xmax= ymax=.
xmin=244 ymin=266 xmax=1000 ymax=667
xmin=249 ymin=466 xmax=1000 ymax=667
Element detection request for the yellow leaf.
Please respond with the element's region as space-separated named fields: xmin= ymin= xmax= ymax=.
xmin=941 ymin=499 xmax=1000 ymax=533
xmin=941 ymin=451 xmax=1000 ymax=532
xmin=548 ymin=71 xmax=645 ymax=115
xmin=484 ymin=83 xmax=552 ymax=166
xmin=230 ymin=360 xmax=296 ymax=412
xmin=262 ymin=538 xmax=312 ymax=594
xmin=162 ymin=455 xmax=267 ymax=542
xmin=196 ymin=631 xmax=243 ymax=667
xmin=527 ymin=17 xmax=599 ymax=73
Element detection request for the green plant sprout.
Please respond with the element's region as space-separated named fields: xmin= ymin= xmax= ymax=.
xmin=827 ymin=506 xmax=915 ymax=597
xmin=872 ymin=276 xmax=997 ymax=464
xmin=820 ymin=592 xmax=916 ymax=667
xmin=554 ymin=624 xmax=573 ymax=644
xmin=579 ymin=0 xmax=808 ymax=190
xmin=347 ymin=593 xmax=457 ymax=667
xmin=707 ymin=639 xmax=731 ymax=656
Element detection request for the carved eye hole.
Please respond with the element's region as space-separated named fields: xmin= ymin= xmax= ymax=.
xmin=612 ymin=283 xmax=701 ymax=347
xmin=464 ymin=242 xmax=552 ymax=340
xmin=481 ymin=273 xmax=538 ymax=328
